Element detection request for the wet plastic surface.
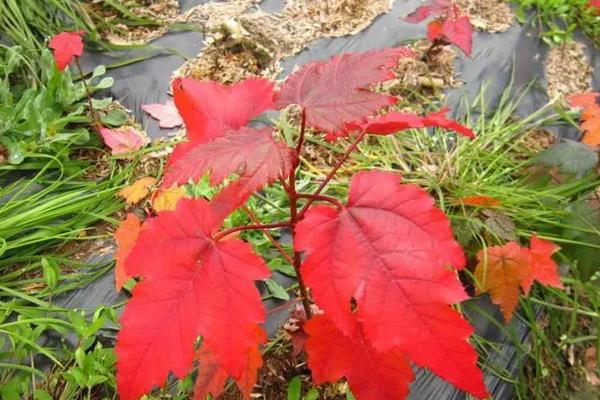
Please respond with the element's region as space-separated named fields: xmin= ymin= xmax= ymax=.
xmin=64 ymin=0 xmax=600 ymax=398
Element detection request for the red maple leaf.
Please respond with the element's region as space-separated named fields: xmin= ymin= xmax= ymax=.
xmin=522 ymin=234 xmax=563 ymax=294
xmin=295 ymin=171 xmax=487 ymax=398
xmin=48 ymin=31 xmax=85 ymax=71
xmin=275 ymin=47 xmax=414 ymax=139
xmin=348 ymin=108 xmax=475 ymax=138
xmin=141 ymin=100 xmax=183 ymax=128
xmin=116 ymin=198 xmax=269 ymax=400
xmin=305 ymin=314 xmax=414 ymax=399
xmin=162 ymin=126 xmax=295 ymax=214
xmin=173 ymin=77 xmax=274 ymax=143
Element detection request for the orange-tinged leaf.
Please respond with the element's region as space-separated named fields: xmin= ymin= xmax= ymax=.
xmin=99 ymin=127 xmax=147 ymax=155
xmin=580 ymin=106 xmax=600 ymax=145
xmin=475 ymin=236 xmax=563 ymax=321
xmin=117 ymin=177 xmax=157 ymax=206
xmin=453 ymin=195 xmax=502 ymax=207
xmin=152 ymin=186 xmax=188 ymax=212
xmin=113 ymin=213 xmax=141 ymax=291
xmin=568 ymin=92 xmax=599 ymax=109
xmin=522 ymin=234 xmax=563 ymax=294
xmin=474 ymin=242 xmax=528 ymax=321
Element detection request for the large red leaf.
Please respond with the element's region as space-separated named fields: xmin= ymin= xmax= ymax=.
xmin=173 ymin=77 xmax=274 ymax=143
xmin=162 ymin=126 xmax=295 ymax=193
xmin=348 ymin=108 xmax=475 ymax=138
xmin=116 ymin=198 xmax=269 ymax=400
xmin=305 ymin=314 xmax=414 ymax=399
xmin=295 ymin=171 xmax=487 ymax=398
xmin=275 ymin=47 xmax=414 ymax=139
xmin=48 ymin=31 xmax=84 ymax=71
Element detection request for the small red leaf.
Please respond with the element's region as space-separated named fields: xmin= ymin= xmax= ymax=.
xmin=296 ymin=171 xmax=487 ymax=398
xmin=48 ymin=31 xmax=85 ymax=71
xmin=522 ymin=234 xmax=563 ymax=294
xmin=350 ymin=108 xmax=475 ymax=138
xmin=305 ymin=314 xmax=414 ymax=400
xmin=405 ymin=0 xmax=451 ymax=23
xmin=427 ymin=20 xmax=444 ymax=41
xmin=116 ymin=198 xmax=269 ymax=400
xmin=113 ymin=213 xmax=141 ymax=291
xmin=442 ymin=16 xmax=473 ymax=56
xmin=568 ymin=92 xmax=600 ymax=109
xmin=173 ymin=77 xmax=274 ymax=143
xmin=453 ymin=195 xmax=502 ymax=207
xmin=275 ymin=47 xmax=414 ymax=139
xmin=142 ymin=100 xmax=183 ymax=128
xmin=194 ymin=346 xmax=229 ymax=400
xmin=99 ymin=127 xmax=146 ymax=155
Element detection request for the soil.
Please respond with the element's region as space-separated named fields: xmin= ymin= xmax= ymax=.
xmin=455 ymin=0 xmax=515 ymax=33
xmin=545 ymin=41 xmax=593 ymax=101
xmin=176 ymin=0 xmax=393 ymax=83
xmin=84 ymin=0 xmax=179 ymax=45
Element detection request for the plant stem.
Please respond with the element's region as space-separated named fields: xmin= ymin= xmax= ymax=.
xmin=298 ymin=130 xmax=367 ymax=219
xmin=213 ymin=222 xmax=291 ymax=241
xmin=241 ymin=205 xmax=294 ymax=265
xmin=74 ymin=57 xmax=101 ymax=132
xmin=297 ymin=193 xmax=344 ymax=210
xmin=287 ymin=111 xmax=312 ymax=319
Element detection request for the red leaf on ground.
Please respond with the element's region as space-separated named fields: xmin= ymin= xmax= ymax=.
xmin=113 ymin=213 xmax=141 ymax=291
xmin=568 ymin=92 xmax=599 ymax=109
xmin=474 ymin=242 xmax=527 ymax=321
xmin=349 ymin=108 xmax=475 ymax=138
xmin=116 ymin=198 xmax=269 ymax=400
xmin=99 ymin=127 xmax=146 ymax=155
xmin=522 ymin=234 xmax=563 ymax=294
xmin=48 ymin=31 xmax=85 ymax=71
xmin=275 ymin=47 xmax=414 ymax=139
xmin=442 ymin=16 xmax=473 ymax=56
xmin=172 ymin=77 xmax=274 ymax=143
xmin=452 ymin=195 xmax=502 ymax=207
xmin=141 ymin=100 xmax=183 ymax=128
xmin=589 ymin=0 xmax=600 ymax=13
xmin=295 ymin=171 xmax=487 ymax=398
xmin=475 ymin=236 xmax=562 ymax=321
xmin=305 ymin=314 xmax=414 ymax=400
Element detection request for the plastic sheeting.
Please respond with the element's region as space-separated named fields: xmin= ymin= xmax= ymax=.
xmin=64 ymin=0 xmax=600 ymax=398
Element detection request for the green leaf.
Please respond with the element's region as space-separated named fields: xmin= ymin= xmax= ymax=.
xmin=304 ymin=388 xmax=319 ymax=400
xmin=287 ymin=376 xmax=302 ymax=400
xmin=265 ymin=278 xmax=290 ymax=300
xmin=92 ymin=98 xmax=113 ymax=110
xmin=92 ymin=65 xmax=107 ymax=78
xmin=96 ymin=77 xmax=114 ymax=90
xmin=100 ymin=109 xmax=128 ymax=127
xmin=268 ymin=258 xmax=296 ymax=277
xmin=562 ymin=200 xmax=600 ymax=281
xmin=534 ymin=140 xmax=598 ymax=177
xmin=41 ymin=257 xmax=59 ymax=289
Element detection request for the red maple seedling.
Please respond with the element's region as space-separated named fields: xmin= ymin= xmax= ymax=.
xmin=405 ymin=0 xmax=474 ymax=57
xmin=114 ymin=46 xmax=491 ymax=400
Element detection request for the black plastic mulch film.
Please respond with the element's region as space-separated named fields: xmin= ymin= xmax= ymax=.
xmin=64 ymin=1 xmax=600 ymax=399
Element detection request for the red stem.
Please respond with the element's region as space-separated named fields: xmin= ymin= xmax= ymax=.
xmin=241 ymin=205 xmax=294 ymax=266
xmin=297 ymin=193 xmax=344 ymax=210
xmin=287 ymin=109 xmax=313 ymax=319
xmin=74 ymin=57 xmax=101 ymax=132
xmin=298 ymin=130 xmax=367 ymax=219
xmin=213 ymin=222 xmax=291 ymax=241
